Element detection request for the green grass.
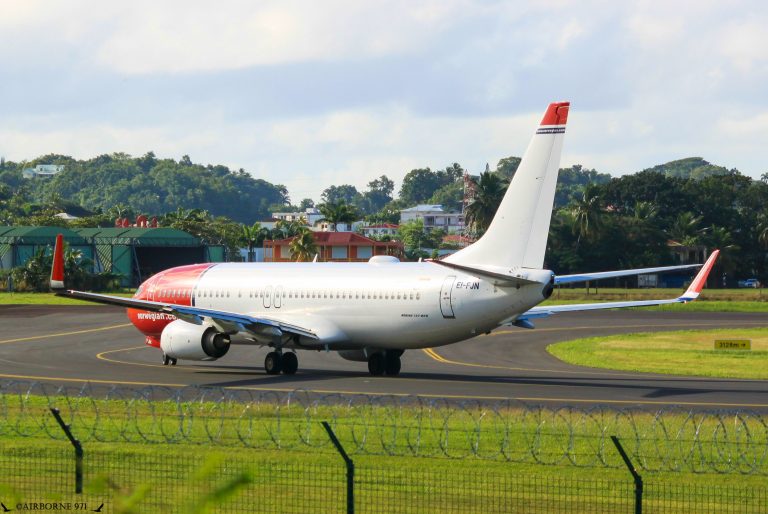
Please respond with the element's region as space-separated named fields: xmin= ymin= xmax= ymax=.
xmin=1 ymin=398 xmax=766 ymax=513
xmin=548 ymin=328 xmax=768 ymax=379
xmin=0 ymin=292 xmax=134 ymax=305
xmin=543 ymin=287 xmax=768 ymax=312
xmin=3 ymin=438 xmax=764 ymax=513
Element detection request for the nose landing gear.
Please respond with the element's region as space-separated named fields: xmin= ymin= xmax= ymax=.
xmin=161 ymin=353 xmax=177 ymax=366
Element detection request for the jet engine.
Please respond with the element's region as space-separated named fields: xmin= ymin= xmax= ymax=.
xmin=160 ymin=320 xmax=231 ymax=361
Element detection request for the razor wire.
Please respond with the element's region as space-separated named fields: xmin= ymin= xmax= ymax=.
xmin=1 ymin=380 xmax=767 ymax=475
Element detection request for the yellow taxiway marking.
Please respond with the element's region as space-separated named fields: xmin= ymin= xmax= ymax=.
xmin=0 ymin=323 xmax=132 ymax=345
xmin=0 ymin=371 xmax=765 ymax=408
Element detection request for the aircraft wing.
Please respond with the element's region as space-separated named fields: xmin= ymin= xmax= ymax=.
xmin=555 ymin=263 xmax=703 ymax=285
xmin=54 ymin=288 xmax=319 ymax=341
xmin=511 ymin=250 xmax=719 ymax=326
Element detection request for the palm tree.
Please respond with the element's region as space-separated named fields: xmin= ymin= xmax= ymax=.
xmin=705 ymin=225 xmax=739 ymax=287
xmin=240 ymin=222 xmax=265 ymax=262
xmin=318 ymin=201 xmax=358 ymax=231
xmin=464 ymin=171 xmax=507 ymax=236
xmin=668 ymin=212 xmax=707 ymax=246
xmin=757 ymin=214 xmax=768 ymax=249
xmin=570 ymin=186 xmax=603 ymax=246
xmin=289 ymin=228 xmax=318 ymax=262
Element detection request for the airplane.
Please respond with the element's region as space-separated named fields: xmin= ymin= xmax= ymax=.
xmin=49 ymin=101 xmax=719 ymax=376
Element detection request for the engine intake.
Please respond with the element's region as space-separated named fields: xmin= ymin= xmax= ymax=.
xmin=160 ymin=320 xmax=231 ymax=361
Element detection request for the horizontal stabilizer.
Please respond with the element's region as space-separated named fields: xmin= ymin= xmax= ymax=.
xmin=555 ymin=263 xmax=703 ymax=285
xmin=430 ymin=259 xmax=541 ymax=287
xmin=510 ymin=250 xmax=719 ymax=324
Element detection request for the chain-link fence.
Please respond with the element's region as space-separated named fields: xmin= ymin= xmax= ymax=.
xmin=2 ymin=380 xmax=767 ymax=474
xmin=2 ymin=434 xmax=766 ymax=513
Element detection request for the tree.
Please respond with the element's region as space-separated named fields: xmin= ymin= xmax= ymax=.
xmin=318 ymin=201 xmax=359 ymax=231
xmin=298 ymin=198 xmax=315 ymax=211
xmin=399 ymin=166 xmax=463 ymax=206
xmin=495 ymin=156 xmax=521 ymax=181
xmin=361 ymin=175 xmax=394 ymax=213
xmin=570 ymin=185 xmax=603 ymax=246
xmin=397 ymin=219 xmax=429 ymax=259
xmin=272 ymin=219 xmax=307 ymax=240
xmin=668 ymin=212 xmax=707 ymax=246
xmin=240 ymin=222 xmax=266 ymax=262
xmin=321 ymin=185 xmax=361 ymax=206
xmin=464 ymin=171 xmax=507 ymax=236
xmin=399 ymin=168 xmax=439 ymax=205
xmin=289 ymin=228 xmax=317 ymax=262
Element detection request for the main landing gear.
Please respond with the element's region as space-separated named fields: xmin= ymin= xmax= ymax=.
xmin=161 ymin=353 xmax=177 ymax=366
xmin=367 ymin=351 xmax=402 ymax=376
xmin=264 ymin=351 xmax=299 ymax=375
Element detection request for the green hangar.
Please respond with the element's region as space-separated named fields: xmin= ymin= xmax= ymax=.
xmin=0 ymin=226 xmax=225 ymax=287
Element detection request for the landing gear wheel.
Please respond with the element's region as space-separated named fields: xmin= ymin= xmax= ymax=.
xmin=264 ymin=352 xmax=283 ymax=375
xmin=170 ymin=358 xmax=177 ymax=366
xmin=367 ymin=353 xmax=385 ymax=376
xmin=384 ymin=353 xmax=401 ymax=376
xmin=282 ymin=352 xmax=298 ymax=375
xmin=162 ymin=353 xmax=170 ymax=366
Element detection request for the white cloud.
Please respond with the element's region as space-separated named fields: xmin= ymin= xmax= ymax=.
xmin=93 ymin=0 xmax=466 ymax=74
xmin=718 ymin=18 xmax=768 ymax=73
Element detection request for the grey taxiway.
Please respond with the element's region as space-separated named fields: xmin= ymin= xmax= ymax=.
xmin=1 ymin=305 xmax=766 ymax=409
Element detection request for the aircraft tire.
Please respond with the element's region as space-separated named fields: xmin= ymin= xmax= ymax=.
xmin=282 ymin=352 xmax=298 ymax=375
xmin=170 ymin=358 xmax=177 ymax=366
xmin=265 ymin=352 xmax=283 ymax=375
xmin=162 ymin=353 xmax=170 ymax=366
xmin=368 ymin=353 xmax=385 ymax=376
xmin=384 ymin=354 xmax=401 ymax=376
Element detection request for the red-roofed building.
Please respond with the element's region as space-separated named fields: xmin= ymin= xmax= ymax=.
xmin=264 ymin=232 xmax=404 ymax=262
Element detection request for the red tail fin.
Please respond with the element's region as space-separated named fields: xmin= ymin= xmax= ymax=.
xmin=50 ymin=234 xmax=65 ymax=290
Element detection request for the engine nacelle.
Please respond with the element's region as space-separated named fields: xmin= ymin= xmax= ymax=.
xmin=160 ymin=320 xmax=231 ymax=361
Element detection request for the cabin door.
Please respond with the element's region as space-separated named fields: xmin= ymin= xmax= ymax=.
xmin=440 ymin=275 xmax=456 ymax=319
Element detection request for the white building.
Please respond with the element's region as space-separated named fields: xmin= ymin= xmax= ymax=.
xmin=360 ymin=224 xmax=399 ymax=237
xmin=400 ymin=205 xmax=464 ymax=233
xmin=22 ymin=164 xmax=65 ymax=179
xmin=271 ymin=208 xmax=325 ymax=226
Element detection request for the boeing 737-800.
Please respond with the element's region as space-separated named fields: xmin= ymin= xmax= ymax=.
xmin=50 ymin=101 xmax=719 ymax=376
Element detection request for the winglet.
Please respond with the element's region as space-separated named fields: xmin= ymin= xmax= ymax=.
xmin=50 ymin=234 xmax=65 ymax=290
xmin=680 ymin=250 xmax=719 ymax=301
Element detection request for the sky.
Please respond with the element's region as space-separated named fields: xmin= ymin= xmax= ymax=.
xmin=1 ymin=0 xmax=767 ymax=202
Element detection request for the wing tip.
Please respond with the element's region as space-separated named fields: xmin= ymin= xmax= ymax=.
xmin=50 ymin=234 xmax=65 ymax=290
xmin=682 ymin=250 xmax=720 ymax=298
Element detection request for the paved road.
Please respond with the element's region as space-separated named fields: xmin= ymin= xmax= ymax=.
xmin=1 ymin=305 xmax=766 ymax=409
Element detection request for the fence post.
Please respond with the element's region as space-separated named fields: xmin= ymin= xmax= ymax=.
xmin=611 ymin=435 xmax=642 ymax=514
xmin=322 ymin=421 xmax=354 ymax=514
xmin=49 ymin=408 xmax=83 ymax=494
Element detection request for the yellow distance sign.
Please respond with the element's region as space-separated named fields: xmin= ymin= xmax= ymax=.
xmin=714 ymin=339 xmax=751 ymax=350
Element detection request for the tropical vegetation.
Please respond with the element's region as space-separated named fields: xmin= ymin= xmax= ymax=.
xmin=1 ymin=153 xmax=767 ymax=284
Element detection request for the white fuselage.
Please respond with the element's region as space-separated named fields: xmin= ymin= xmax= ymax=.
xmin=188 ymin=261 xmax=549 ymax=351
